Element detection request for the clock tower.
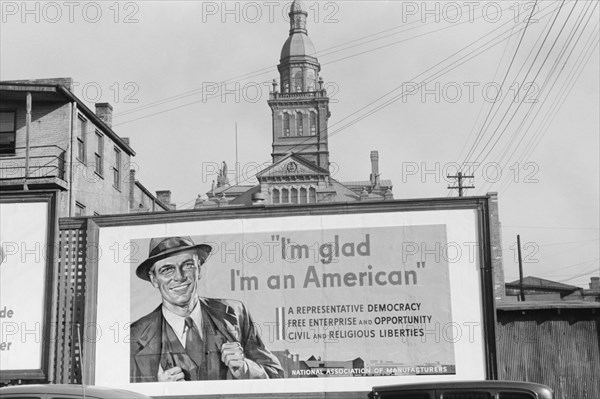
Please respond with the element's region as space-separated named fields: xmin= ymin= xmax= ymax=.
xmin=201 ymin=0 xmax=394 ymax=207
xmin=268 ymin=0 xmax=331 ymax=170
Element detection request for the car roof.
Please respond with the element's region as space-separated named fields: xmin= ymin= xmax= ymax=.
xmin=0 ymin=384 xmax=151 ymax=398
xmin=372 ymin=380 xmax=553 ymax=394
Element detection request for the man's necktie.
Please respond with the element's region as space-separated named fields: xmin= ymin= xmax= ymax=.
xmin=185 ymin=317 xmax=203 ymax=367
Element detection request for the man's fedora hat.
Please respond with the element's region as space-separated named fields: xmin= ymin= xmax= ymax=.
xmin=136 ymin=236 xmax=212 ymax=281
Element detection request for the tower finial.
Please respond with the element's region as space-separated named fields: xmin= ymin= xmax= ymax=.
xmin=289 ymin=0 xmax=308 ymax=35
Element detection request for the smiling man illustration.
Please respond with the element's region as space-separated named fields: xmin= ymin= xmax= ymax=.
xmin=130 ymin=236 xmax=284 ymax=382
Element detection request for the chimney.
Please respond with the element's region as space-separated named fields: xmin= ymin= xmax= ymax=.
xmin=370 ymin=150 xmax=380 ymax=189
xmin=129 ymin=169 xmax=136 ymax=211
xmin=156 ymin=190 xmax=175 ymax=210
xmin=95 ymin=103 xmax=113 ymax=128
xmin=590 ymin=277 xmax=600 ymax=290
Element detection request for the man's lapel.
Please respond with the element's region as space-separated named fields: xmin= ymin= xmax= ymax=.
xmin=200 ymin=297 xmax=240 ymax=342
xmin=133 ymin=306 xmax=163 ymax=378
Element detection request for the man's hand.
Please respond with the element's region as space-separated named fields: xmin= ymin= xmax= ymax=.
xmin=158 ymin=366 xmax=185 ymax=382
xmin=221 ymin=342 xmax=248 ymax=379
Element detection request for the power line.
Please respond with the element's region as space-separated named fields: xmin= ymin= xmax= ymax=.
xmin=180 ymin=8 xmax=535 ymax=196
xmin=496 ymin=21 xmax=599 ymax=196
xmin=460 ymin=0 xmax=542 ymax=170
xmin=113 ymin=2 xmax=496 ymax=122
xmin=467 ymin=0 xmax=574 ymax=170
xmin=481 ymin=1 xmax=598 ymax=195
xmin=447 ymin=172 xmax=475 ymax=197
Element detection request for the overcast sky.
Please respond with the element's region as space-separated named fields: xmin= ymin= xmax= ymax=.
xmin=1 ymin=0 xmax=598 ymax=288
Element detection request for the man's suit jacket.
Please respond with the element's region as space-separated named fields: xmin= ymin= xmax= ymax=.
xmin=130 ymin=297 xmax=284 ymax=382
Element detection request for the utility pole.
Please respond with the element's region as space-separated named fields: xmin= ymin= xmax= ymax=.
xmin=517 ymin=234 xmax=525 ymax=302
xmin=24 ymin=92 xmax=32 ymax=191
xmin=447 ymin=172 xmax=474 ymax=197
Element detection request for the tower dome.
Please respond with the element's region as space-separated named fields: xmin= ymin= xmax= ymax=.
xmin=280 ymin=34 xmax=317 ymax=61
xmin=279 ymin=0 xmax=318 ymax=62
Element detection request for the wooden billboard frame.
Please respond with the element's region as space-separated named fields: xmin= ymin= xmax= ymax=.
xmin=80 ymin=196 xmax=498 ymax=395
xmin=0 ymin=190 xmax=58 ymax=382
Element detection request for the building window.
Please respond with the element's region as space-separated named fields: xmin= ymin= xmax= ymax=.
xmin=300 ymin=187 xmax=307 ymax=204
xmin=291 ymin=188 xmax=298 ymax=204
xmin=293 ymin=69 xmax=303 ymax=92
xmin=306 ymin=70 xmax=316 ymax=91
xmin=283 ymin=113 xmax=290 ymax=137
xmin=296 ymin=112 xmax=303 ymax=136
xmin=113 ymin=147 xmax=121 ymax=190
xmin=282 ymin=188 xmax=289 ymax=203
xmin=0 ymin=110 xmax=17 ymax=155
xmin=309 ymin=187 xmax=317 ymax=203
xmin=77 ymin=115 xmax=87 ymax=162
xmin=309 ymin=112 xmax=317 ymax=136
xmin=75 ymin=202 xmax=85 ymax=217
xmin=272 ymin=189 xmax=280 ymax=204
xmin=95 ymin=131 xmax=103 ymax=176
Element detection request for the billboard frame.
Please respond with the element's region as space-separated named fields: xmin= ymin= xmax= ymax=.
xmin=0 ymin=190 xmax=58 ymax=381
xmin=81 ymin=196 xmax=498 ymax=392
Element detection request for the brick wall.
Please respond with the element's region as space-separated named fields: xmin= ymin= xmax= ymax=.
xmin=1 ymin=93 xmax=132 ymax=217
xmin=70 ymin=107 xmax=130 ymax=216
xmin=487 ymin=192 xmax=506 ymax=302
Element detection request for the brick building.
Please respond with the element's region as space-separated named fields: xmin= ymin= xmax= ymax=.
xmin=0 ymin=78 xmax=169 ymax=216
xmin=199 ymin=0 xmax=393 ymax=208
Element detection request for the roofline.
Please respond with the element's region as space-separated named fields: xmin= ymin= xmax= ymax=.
xmin=257 ymin=152 xmax=330 ymax=178
xmin=505 ymin=283 xmax=581 ymax=292
xmin=497 ymin=300 xmax=600 ymax=310
xmin=134 ymin=180 xmax=170 ymax=211
xmin=56 ymin=85 xmax=136 ymax=156
xmin=0 ymin=81 xmax=135 ymax=156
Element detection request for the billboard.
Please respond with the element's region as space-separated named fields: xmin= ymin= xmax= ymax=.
xmin=0 ymin=193 xmax=56 ymax=380
xmin=89 ymin=201 xmax=496 ymax=396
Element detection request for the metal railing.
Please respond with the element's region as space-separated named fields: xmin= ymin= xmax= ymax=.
xmin=269 ymin=89 xmax=328 ymax=100
xmin=0 ymin=145 xmax=66 ymax=181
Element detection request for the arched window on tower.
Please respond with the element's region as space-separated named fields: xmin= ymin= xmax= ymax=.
xmin=300 ymin=187 xmax=307 ymax=204
xmin=272 ymin=188 xmax=280 ymax=204
xmin=293 ymin=69 xmax=303 ymax=92
xmin=296 ymin=112 xmax=303 ymax=136
xmin=309 ymin=112 xmax=317 ymax=136
xmin=291 ymin=188 xmax=298 ymax=204
xmin=282 ymin=188 xmax=289 ymax=203
xmin=309 ymin=187 xmax=317 ymax=203
xmin=283 ymin=113 xmax=290 ymax=137
xmin=306 ymin=70 xmax=316 ymax=92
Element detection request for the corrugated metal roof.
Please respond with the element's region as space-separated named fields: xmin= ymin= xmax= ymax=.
xmin=342 ymin=180 xmax=393 ymax=188
xmin=497 ymin=300 xmax=600 ymax=310
xmin=506 ymin=276 xmax=581 ymax=291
